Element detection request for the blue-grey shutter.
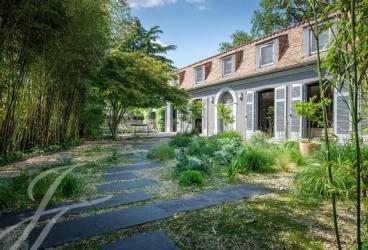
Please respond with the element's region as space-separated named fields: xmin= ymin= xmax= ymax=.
xmin=255 ymin=46 xmax=261 ymax=68
xmin=275 ymin=86 xmax=287 ymax=141
xmin=165 ymin=103 xmax=172 ymax=132
xmin=246 ymin=91 xmax=255 ymax=139
xmin=290 ymin=84 xmax=303 ymax=140
xmin=303 ymin=27 xmax=310 ymax=57
xmin=202 ymin=98 xmax=208 ymax=135
xmin=334 ymin=88 xmax=351 ymax=140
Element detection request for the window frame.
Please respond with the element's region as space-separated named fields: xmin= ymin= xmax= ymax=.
xmin=194 ymin=65 xmax=205 ymax=84
xmin=259 ymin=42 xmax=275 ymax=68
xmin=309 ymin=27 xmax=331 ymax=55
xmin=221 ymin=55 xmax=235 ymax=78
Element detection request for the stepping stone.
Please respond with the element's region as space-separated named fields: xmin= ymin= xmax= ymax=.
xmin=107 ymin=162 xmax=161 ymax=173
xmin=28 ymin=184 xmax=268 ymax=248
xmin=102 ymin=230 xmax=178 ymax=250
xmin=97 ymin=179 xmax=157 ymax=193
xmin=0 ymin=191 xmax=151 ymax=228
xmin=105 ymin=172 xmax=137 ymax=182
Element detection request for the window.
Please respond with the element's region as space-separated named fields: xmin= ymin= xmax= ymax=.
xmin=195 ymin=66 xmax=204 ymax=83
xmin=260 ymin=43 xmax=274 ymax=67
xmin=222 ymin=56 xmax=234 ymax=77
xmin=310 ymin=28 xmax=330 ymax=54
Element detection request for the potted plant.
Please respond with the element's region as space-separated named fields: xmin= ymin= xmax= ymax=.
xmin=293 ymin=96 xmax=330 ymax=156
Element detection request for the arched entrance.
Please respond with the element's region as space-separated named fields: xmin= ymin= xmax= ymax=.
xmin=214 ymin=87 xmax=237 ymax=134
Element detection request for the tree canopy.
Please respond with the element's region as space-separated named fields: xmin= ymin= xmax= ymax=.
xmin=219 ymin=31 xmax=253 ymax=52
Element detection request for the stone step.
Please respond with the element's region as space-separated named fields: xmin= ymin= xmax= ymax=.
xmin=97 ymin=179 xmax=157 ymax=193
xmin=107 ymin=162 xmax=162 ymax=173
xmin=104 ymin=172 xmax=137 ymax=182
xmin=0 ymin=190 xmax=151 ymax=228
xmin=28 ymin=184 xmax=268 ymax=249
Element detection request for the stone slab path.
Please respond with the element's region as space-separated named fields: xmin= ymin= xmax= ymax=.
xmin=102 ymin=230 xmax=178 ymax=250
xmin=0 ymin=190 xmax=152 ymax=228
xmin=107 ymin=162 xmax=162 ymax=173
xmin=104 ymin=172 xmax=137 ymax=182
xmin=97 ymin=179 xmax=157 ymax=193
xmin=28 ymin=184 xmax=268 ymax=248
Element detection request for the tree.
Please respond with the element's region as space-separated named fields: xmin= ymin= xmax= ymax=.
xmin=219 ymin=31 xmax=253 ymax=52
xmin=320 ymin=1 xmax=368 ymax=248
xmin=0 ymin=0 xmax=114 ymax=156
xmin=118 ymin=18 xmax=177 ymax=65
xmin=96 ymin=51 xmax=188 ymax=139
xmin=294 ymin=96 xmax=329 ymax=142
xmin=250 ymin=0 xmax=308 ymax=37
xmin=217 ymin=104 xmax=234 ymax=131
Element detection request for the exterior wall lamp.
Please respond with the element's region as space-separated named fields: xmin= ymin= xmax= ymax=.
xmin=238 ymin=92 xmax=243 ymax=101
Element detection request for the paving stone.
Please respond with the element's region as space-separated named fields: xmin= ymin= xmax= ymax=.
xmin=0 ymin=191 xmax=151 ymax=228
xmin=106 ymin=162 xmax=162 ymax=173
xmin=102 ymin=230 xmax=178 ymax=250
xmin=97 ymin=179 xmax=157 ymax=193
xmin=104 ymin=172 xmax=137 ymax=182
xmin=28 ymin=184 xmax=268 ymax=248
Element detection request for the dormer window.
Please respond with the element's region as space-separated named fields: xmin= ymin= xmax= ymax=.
xmin=260 ymin=43 xmax=274 ymax=67
xmin=310 ymin=28 xmax=331 ymax=54
xmin=221 ymin=55 xmax=235 ymax=77
xmin=195 ymin=65 xmax=204 ymax=84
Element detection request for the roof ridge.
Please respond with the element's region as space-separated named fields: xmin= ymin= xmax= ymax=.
xmin=178 ymin=19 xmax=309 ymax=71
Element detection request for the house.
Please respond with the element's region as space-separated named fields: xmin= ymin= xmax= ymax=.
xmin=165 ymin=20 xmax=357 ymax=141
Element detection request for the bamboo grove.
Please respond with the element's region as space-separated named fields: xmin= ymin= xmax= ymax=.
xmin=0 ymin=0 xmax=116 ymax=157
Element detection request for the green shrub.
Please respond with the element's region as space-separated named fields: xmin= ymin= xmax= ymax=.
xmin=276 ymin=152 xmax=293 ymax=173
xmin=0 ymin=171 xmax=86 ymax=210
xmin=236 ymin=146 xmax=274 ymax=172
xmin=176 ymin=154 xmax=212 ymax=173
xmin=215 ymin=130 xmax=243 ymax=141
xmin=310 ymin=142 xmax=367 ymax=164
xmin=248 ymin=131 xmax=270 ymax=147
xmin=213 ymin=138 xmax=243 ymax=166
xmin=295 ymin=162 xmax=355 ymax=199
xmin=147 ymin=144 xmax=175 ymax=161
xmin=278 ymin=141 xmax=304 ymax=166
xmin=169 ymin=136 xmax=193 ymax=148
xmin=179 ymin=170 xmax=204 ymax=186
xmin=59 ymin=174 xmax=85 ymax=197
xmin=227 ymin=159 xmax=241 ymax=183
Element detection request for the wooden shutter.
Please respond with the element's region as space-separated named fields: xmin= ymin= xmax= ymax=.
xmin=275 ymin=86 xmax=287 ymax=141
xmin=290 ymin=84 xmax=303 ymax=140
xmin=202 ymin=98 xmax=208 ymax=135
xmin=246 ymin=91 xmax=255 ymax=139
xmin=334 ymin=87 xmax=351 ymax=140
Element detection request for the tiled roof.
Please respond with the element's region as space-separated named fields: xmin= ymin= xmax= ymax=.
xmin=178 ymin=19 xmax=310 ymax=71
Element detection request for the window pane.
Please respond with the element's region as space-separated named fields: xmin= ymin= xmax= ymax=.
xmin=260 ymin=44 xmax=273 ymax=66
xmin=311 ymin=29 xmax=329 ymax=53
xmin=195 ymin=67 xmax=203 ymax=83
xmin=222 ymin=57 xmax=233 ymax=76
xmin=319 ymin=30 xmax=329 ymax=50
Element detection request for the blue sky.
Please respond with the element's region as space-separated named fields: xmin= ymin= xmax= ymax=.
xmin=129 ymin=0 xmax=261 ymax=68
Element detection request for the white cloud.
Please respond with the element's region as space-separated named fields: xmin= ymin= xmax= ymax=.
xmin=197 ymin=5 xmax=206 ymax=10
xmin=127 ymin=0 xmax=177 ymax=8
xmin=185 ymin=0 xmax=207 ymax=10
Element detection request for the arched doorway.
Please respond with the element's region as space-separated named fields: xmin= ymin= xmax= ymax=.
xmin=214 ymin=87 xmax=237 ymax=134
